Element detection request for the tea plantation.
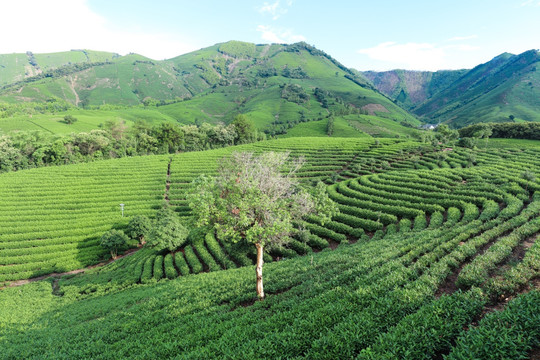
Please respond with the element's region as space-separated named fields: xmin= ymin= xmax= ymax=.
xmin=0 ymin=137 xmax=538 ymax=359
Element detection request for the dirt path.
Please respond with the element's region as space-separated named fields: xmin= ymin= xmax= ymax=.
xmin=68 ymin=75 xmax=80 ymax=106
xmin=260 ymin=44 xmax=270 ymax=58
xmin=227 ymin=58 xmax=242 ymax=73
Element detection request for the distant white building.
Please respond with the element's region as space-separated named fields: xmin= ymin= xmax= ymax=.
xmin=420 ymin=124 xmax=438 ymax=130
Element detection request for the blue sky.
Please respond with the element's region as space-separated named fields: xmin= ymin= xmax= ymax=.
xmin=1 ymin=0 xmax=539 ymax=71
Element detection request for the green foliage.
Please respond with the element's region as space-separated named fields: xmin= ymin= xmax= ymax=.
xmin=163 ymin=253 xmax=178 ymax=279
xmin=100 ymin=229 xmax=128 ymax=258
xmin=152 ymin=255 xmax=164 ymax=280
xmin=146 ymin=208 xmax=189 ymax=252
xmin=412 ymin=50 xmax=540 ymax=126
xmin=434 ymin=124 xmax=459 ymax=144
xmin=0 ymin=119 xmax=255 ymax=174
xmin=0 ymin=41 xmax=418 ymax=136
xmin=359 ymin=290 xmax=486 ymax=360
xmin=413 ymin=214 xmax=427 ymax=230
xmin=63 ymin=114 xmax=77 ymax=124
xmin=184 ymin=245 xmax=203 ymax=274
xmin=458 ymin=137 xmax=477 ymax=148
xmin=189 ymin=151 xmax=337 ymax=248
xmin=205 ymin=232 xmax=236 ymax=269
xmin=230 ymin=114 xmax=257 ymax=144
xmin=281 ymin=65 xmax=308 ymax=79
xmin=218 ymin=41 xmax=257 ymax=58
xmin=2 ymin=136 xmax=540 ymax=357
xmin=126 ymin=215 xmax=152 ymax=244
xmin=326 ymin=117 xmax=334 ymax=136
xmin=174 ymin=253 xmax=190 ymax=276
xmin=447 ymin=291 xmax=540 ymax=360
xmin=280 ymin=83 xmax=309 ymax=104
xmin=140 ymin=256 xmax=154 ymax=283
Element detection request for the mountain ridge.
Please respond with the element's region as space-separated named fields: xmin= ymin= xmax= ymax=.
xmin=362 ymin=49 xmax=540 ymax=127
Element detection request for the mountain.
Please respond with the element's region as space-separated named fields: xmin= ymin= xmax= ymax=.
xmin=362 ymin=69 xmax=467 ymax=110
xmin=0 ymin=41 xmax=419 ymax=137
xmin=363 ymin=50 xmax=540 ymax=128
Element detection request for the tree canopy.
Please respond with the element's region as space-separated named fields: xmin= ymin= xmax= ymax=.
xmin=188 ymin=151 xmax=337 ymax=299
xmin=100 ymin=229 xmax=128 ymax=259
xmin=146 ymin=208 xmax=189 ymax=252
xmin=126 ymin=215 xmax=152 ymax=244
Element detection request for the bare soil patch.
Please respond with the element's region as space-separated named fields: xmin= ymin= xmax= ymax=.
xmin=361 ymin=103 xmax=389 ymax=116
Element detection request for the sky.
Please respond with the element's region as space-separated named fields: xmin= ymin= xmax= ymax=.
xmin=0 ymin=0 xmax=539 ymax=71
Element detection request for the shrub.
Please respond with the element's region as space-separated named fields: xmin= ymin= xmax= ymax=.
xmin=164 ymin=254 xmax=178 ymax=279
xmin=126 ymin=215 xmax=152 ymax=244
xmin=153 ymin=255 xmax=164 ymax=280
xmin=146 ymin=208 xmax=188 ymax=252
xmin=174 ymin=253 xmax=190 ymax=276
xmin=63 ymin=114 xmax=78 ymax=124
xmin=100 ymin=229 xmax=128 ymax=259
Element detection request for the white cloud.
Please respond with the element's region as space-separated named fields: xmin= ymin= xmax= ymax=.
xmin=447 ymin=44 xmax=480 ymax=51
xmin=357 ymin=41 xmax=482 ymax=71
xmin=521 ymin=0 xmax=540 ymax=6
xmin=358 ymin=42 xmax=445 ymax=71
xmin=257 ymin=25 xmax=305 ymax=43
xmin=0 ymin=0 xmax=197 ymax=60
xmin=258 ymin=0 xmax=293 ymax=20
xmin=447 ymin=35 xmax=478 ymax=41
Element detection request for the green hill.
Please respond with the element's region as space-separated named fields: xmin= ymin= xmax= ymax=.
xmin=0 ymin=41 xmax=419 ymax=137
xmin=363 ymin=50 xmax=540 ymax=128
xmin=0 ymin=49 xmax=119 ymax=86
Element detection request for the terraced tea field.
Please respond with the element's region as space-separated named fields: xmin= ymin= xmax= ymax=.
xmin=0 ymin=137 xmax=538 ymax=359
xmin=0 ymin=156 xmax=170 ymax=282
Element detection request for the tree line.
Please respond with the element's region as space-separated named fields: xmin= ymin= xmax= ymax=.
xmin=459 ymin=122 xmax=540 ymax=140
xmin=0 ymin=115 xmax=263 ymax=173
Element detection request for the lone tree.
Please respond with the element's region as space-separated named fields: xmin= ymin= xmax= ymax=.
xmin=188 ymin=151 xmax=337 ymax=300
xmin=100 ymin=229 xmax=129 ymax=259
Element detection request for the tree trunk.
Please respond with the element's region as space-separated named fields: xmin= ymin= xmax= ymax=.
xmin=255 ymin=243 xmax=264 ymax=300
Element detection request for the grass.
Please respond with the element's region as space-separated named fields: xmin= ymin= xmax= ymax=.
xmin=485 ymin=138 xmax=540 ymax=149
xmin=281 ymin=119 xmax=329 ymax=137
xmin=346 ymin=114 xmax=420 ymax=138
xmin=0 ymin=108 xmax=178 ymax=135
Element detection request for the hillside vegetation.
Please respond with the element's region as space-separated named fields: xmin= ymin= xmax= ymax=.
xmin=364 ymin=49 xmax=540 ymax=127
xmin=0 ymin=49 xmax=119 ymax=86
xmin=362 ymin=69 xmax=467 ymax=109
xmin=0 ymin=41 xmax=419 ymax=138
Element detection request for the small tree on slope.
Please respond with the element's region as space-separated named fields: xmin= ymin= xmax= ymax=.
xmin=188 ymin=151 xmax=337 ymax=300
xmin=126 ymin=215 xmax=152 ymax=245
xmin=100 ymin=229 xmax=128 ymax=259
